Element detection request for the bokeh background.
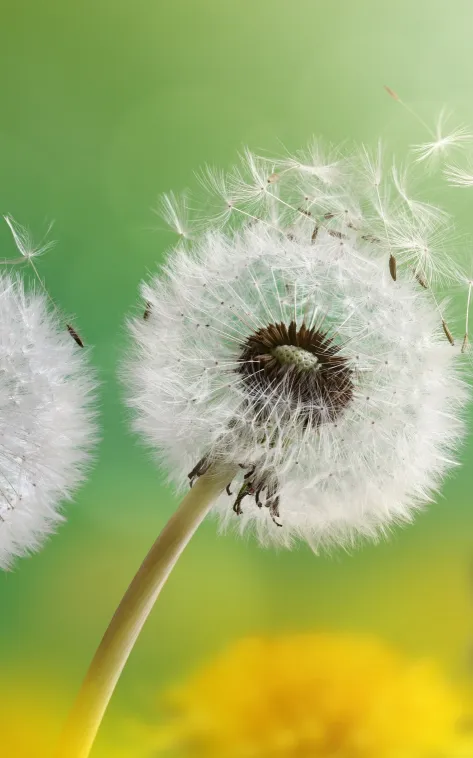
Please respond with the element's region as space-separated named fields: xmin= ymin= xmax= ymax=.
xmin=2 ymin=1 xmax=473 ymax=755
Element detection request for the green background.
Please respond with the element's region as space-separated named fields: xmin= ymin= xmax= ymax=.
xmin=1 ymin=1 xmax=473 ymax=755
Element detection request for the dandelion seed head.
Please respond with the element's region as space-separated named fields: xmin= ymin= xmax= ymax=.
xmin=124 ymin=143 xmax=469 ymax=550
xmin=0 ymin=274 xmax=98 ymax=569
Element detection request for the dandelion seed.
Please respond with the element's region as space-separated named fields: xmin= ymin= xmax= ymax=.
xmin=66 ymin=324 xmax=85 ymax=348
xmin=156 ymin=191 xmax=193 ymax=239
xmin=3 ymin=214 xmax=55 ymax=260
xmin=442 ymin=319 xmax=455 ymax=345
xmin=412 ymin=109 xmax=473 ymax=165
xmin=386 ymin=214 xmax=458 ymax=286
xmin=384 ymin=84 xmax=400 ymax=101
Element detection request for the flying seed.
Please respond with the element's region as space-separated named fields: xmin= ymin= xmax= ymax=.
xmin=389 ymin=254 xmax=397 ymax=281
xmin=442 ymin=319 xmax=455 ymax=346
xmin=143 ymin=301 xmax=152 ymax=320
xmin=462 ymin=334 xmax=469 ymax=353
xmin=311 ymin=225 xmax=319 ymax=243
xmin=384 ymin=84 xmax=399 ymax=101
xmin=66 ymin=324 xmax=84 ymax=348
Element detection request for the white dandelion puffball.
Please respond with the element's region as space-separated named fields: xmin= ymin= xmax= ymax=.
xmin=125 ymin=144 xmax=470 ymax=550
xmin=0 ymin=274 xmax=97 ymax=568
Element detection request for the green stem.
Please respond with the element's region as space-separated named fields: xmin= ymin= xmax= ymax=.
xmin=56 ymin=464 xmax=235 ymax=758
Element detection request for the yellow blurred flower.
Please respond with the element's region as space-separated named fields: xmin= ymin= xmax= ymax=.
xmin=141 ymin=633 xmax=473 ymax=757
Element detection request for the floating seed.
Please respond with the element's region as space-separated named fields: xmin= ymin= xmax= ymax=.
xmin=384 ymin=84 xmax=399 ymax=100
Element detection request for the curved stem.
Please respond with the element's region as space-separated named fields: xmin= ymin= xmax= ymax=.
xmin=56 ymin=464 xmax=235 ymax=758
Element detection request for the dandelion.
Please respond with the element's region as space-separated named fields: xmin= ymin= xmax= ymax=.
xmin=0 ymin=272 xmax=97 ymax=569
xmin=125 ymin=145 xmax=468 ymax=550
xmin=60 ymin=140 xmax=471 ymax=758
xmin=125 ymin=221 xmax=467 ymax=548
xmin=137 ymin=633 xmax=473 ymax=758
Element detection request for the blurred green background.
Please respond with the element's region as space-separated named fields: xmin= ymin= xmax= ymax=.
xmin=1 ymin=0 xmax=473 ymax=755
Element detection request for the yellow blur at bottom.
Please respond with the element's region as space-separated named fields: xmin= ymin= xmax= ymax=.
xmin=3 ymin=634 xmax=473 ymax=758
xmin=134 ymin=633 xmax=473 ymax=758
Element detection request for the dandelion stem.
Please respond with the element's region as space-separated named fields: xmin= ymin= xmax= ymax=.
xmin=56 ymin=463 xmax=236 ymax=758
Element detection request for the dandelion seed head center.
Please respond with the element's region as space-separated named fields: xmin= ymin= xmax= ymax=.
xmin=271 ymin=344 xmax=320 ymax=371
xmin=238 ymin=320 xmax=354 ymax=426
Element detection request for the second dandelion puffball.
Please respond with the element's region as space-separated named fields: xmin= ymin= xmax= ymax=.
xmin=0 ymin=274 xmax=97 ymax=569
xmin=124 ymin=146 xmax=468 ymax=550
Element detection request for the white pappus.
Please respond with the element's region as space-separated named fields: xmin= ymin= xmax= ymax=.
xmin=124 ymin=143 xmax=470 ymax=551
xmin=0 ymin=273 xmax=98 ymax=569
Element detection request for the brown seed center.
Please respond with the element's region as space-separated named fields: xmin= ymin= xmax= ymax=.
xmin=237 ymin=320 xmax=353 ymax=427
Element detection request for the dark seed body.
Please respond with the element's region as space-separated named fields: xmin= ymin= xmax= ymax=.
xmin=66 ymin=324 xmax=84 ymax=348
xmin=442 ymin=320 xmax=455 ymax=346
